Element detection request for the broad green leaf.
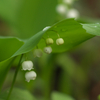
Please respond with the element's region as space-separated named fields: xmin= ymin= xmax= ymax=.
xmin=38 ymin=19 xmax=95 ymax=53
xmin=82 ymin=23 xmax=100 ymax=36
xmin=0 ymin=88 xmax=36 ymax=100
xmin=0 ymin=36 xmax=24 ymax=62
xmin=0 ymin=30 xmax=45 ymax=62
xmin=17 ymin=0 xmax=57 ymax=38
xmin=51 ymin=92 xmax=75 ymax=100
xmin=12 ymin=31 xmax=45 ymax=57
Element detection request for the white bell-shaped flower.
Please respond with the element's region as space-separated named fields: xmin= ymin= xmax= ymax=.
xmin=63 ymin=0 xmax=74 ymax=5
xmin=22 ymin=61 xmax=33 ymax=71
xmin=44 ymin=46 xmax=52 ymax=54
xmin=43 ymin=26 xmax=51 ymax=31
xmin=46 ymin=38 xmax=54 ymax=45
xmin=56 ymin=4 xmax=68 ymax=15
xmin=33 ymin=49 xmax=43 ymax=57
xmin=25 ymin=71 xmax=37 ymax=82
xmin=66 ymin=8 xmax=79 ymax=19
xmin=56 ymin=38 xmax=64 ymax=45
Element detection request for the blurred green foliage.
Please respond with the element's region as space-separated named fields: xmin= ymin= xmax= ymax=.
xmin=0 ymin=0 xmax=57 ymax=39
xmin=0 ymin=0 xmax=100 ymax=100
xmin=51 ymin=92 xmax=75 ymax=100
xmin=0 ymin=88 xmax=36 ymax=100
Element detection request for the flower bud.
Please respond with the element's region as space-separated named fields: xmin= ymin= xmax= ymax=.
xmin=46 ymin=38 xmax=54 ymax=45
xmin=56 ymin=38 xmax=64 ymax=45
xmin=63 ymin=0 xmax=74 ymax=5
xmin=22 ymin=61 xmax=33 ymax=71
xmin=56 ymin=4 xmax=68 ymax=15
xmin=25 ymin=71 xmax=37 ymax=82
xmin=33 ymin=49 xmax=43 ymax=57
xmin=66 ymin=9 xmax=79 ymax=19
xmin=44 ymin=46 xmax=52 ymax=54
xmin=43 ymin=26 xmax=51 ymax=31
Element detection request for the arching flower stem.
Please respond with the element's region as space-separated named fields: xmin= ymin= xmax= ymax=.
xmin=6 ymin=54 xmax=24 ymax=100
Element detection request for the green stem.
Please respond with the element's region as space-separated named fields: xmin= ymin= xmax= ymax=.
xmin=6 ymin=54 xmax=24 ymax=100
xmin=42 ymin=37 xmax=47 ymax=46
xmin=48 ymin=30 xmax=60 ymax=38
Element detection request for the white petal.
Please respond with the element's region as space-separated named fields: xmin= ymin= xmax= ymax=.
xmin=56 ymin=38 xmax=64 ymax=45
xmin=33 ymin=49 xmax=43 ymax=58
xmin=56 ymin=4 xmax=67 ymax=14
xmin=44 ymin=47 xmax=52 ymax=54
xmin=22 ymin=61 xmax=33 ymax=70
xmin=25 ymin=71 xmax=37 ymax=82
xmin=63 ymin=0 xmax=74 ymax=5
xmin=66 ymin=9 xmax=79 ymax=19
xmin=46 ymin=38 xmax=54 ymax=45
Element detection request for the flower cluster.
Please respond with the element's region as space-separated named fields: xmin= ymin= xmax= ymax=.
xmin=22 ymin=61 xmax=37 ymax=82
xmin=33 ymin=26 xmax=65 ymax=57
xmin=33 ymin=37 xmax=64 ymax=56
xmin=44 ymin=37 xmax=64 ymax=54
xmin=56 ymin=0 xmax=80 ymax=19
xmin=22 ymin=26 xmax=65 ymax=82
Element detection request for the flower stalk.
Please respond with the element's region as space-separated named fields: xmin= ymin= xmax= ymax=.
xmin=6 ymin=54 xmax=24 ymax=100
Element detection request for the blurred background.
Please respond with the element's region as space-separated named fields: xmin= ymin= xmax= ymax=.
xmin=0 ymin=0 xmax=100 ymax=100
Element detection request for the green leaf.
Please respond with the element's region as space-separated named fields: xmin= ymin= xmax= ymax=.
xmin=12 ymin=31 xmax=45 ymax=57
xmin=51 ymin=92 xmax=75 ymax=100
xmin=38 ymin=19 xmax=95 ymax=53
xmin=0 ymin=30 xmax=45 ymax=62
xmin=0 ymin=88 xmax=36 ymax=100
xmin=82 ymin=23 xmax=100 ymax=36
xmin=0 ymin=36 xmax=24 ymax=62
